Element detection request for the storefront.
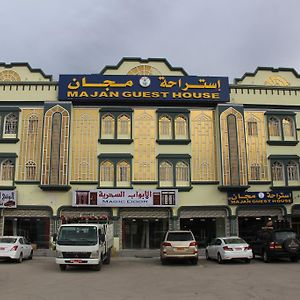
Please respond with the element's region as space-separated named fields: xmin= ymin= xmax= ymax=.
xmin=178 ymin=206 xmax=229 ymax=248
xmin=2 ymin=206 xmax=53 ymax=249
xmin=291 ymin=205 xmax=300 ymax=236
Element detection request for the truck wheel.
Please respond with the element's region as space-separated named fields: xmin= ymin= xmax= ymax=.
xmin=103 ymin=249 xmax=111 ymax=265
xmin=59 ymin=264 xmax=67 ymax=271
xmin=94 ymin=260 xmax=102 ymax=271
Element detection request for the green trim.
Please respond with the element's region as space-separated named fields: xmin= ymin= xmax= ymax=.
xmin=132 ymin=181 xmax=158 ymax=185
xmin=0 ymin=138 xmax=19 ymax=144
xmin=69 ymin=181 xmax=98 ymax=185
xmin=270 ymin=185 xmax=300 ymax=191
xmin=218 ymin=185 xmax=250 ymax=192
xmin=267 ymin=140 xmax=299 ymax=146
xmin=39 ymin=185 xmax=71 ymax=191
xmin=156 ymin=186 xmax=192 ymax=191
xmin=248 ymin=181 xmax=272 ymax=185
xmin=98 ymin=153 xmax=133 ymax=159
xmin=0 ymin=153 xmax=18 ymax=158
xmin=98 ymin=139 xmax=133 ymax=144
xmin=97 ymin=186 xmax=132 ymax=189
xmin=15 ymin=181 xmax=40 ymax=184
xmin=156 ymin=154 xmax=191 ymax=159
xmin=100 ymin=107 xmax=133 ymax=112
xmin=156 ymin=139 xmax=191 ymax=145
xmin=0 ymin=107 xmax=21 ymax=112
xmin=156 ymin=108 xmax=190 ymax=113
xmin=265 ymin=111 xmax=296 ymax=116
xmin=191 ymin=181 xmax=219 ymax=185
xmin=268 ymin=155 xmax=299 ymax=160
xmin=0 ymin=186 xmax=15 ymax=190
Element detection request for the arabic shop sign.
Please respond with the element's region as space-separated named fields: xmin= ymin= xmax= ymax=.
xmin=0 ymin=190 xmax=17 ymax=208
xmin=228 ymin=191 xmax=293 ymax=205
xmin=59 ymin=75 xmax=229 ymax=103
xmin=72 ymin=189 xmax=178 ymax=207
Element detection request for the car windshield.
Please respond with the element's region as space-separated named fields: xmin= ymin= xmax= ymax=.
xmin=167 ymin=232 xmax=193 ymax=241
xmin=57 ymin=226 xmax=97 ymax=245
xmin=274 ymin=231 xmax=297 ymax=242
xmin=0 ymin=237 xmax=17 ymax=243
xmin=224 ymin=238 xmax=246 ymax=244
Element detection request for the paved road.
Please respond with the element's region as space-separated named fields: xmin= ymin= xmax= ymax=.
xmin=0 ymin=257 xmax=299 ymax=300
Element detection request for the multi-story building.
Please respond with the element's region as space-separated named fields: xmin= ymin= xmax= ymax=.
xmin=1 ymin=58 xmax=300 ymax=251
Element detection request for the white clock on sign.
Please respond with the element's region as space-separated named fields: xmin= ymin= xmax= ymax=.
xmin=139 ymin=76 xmax=151 ymax=88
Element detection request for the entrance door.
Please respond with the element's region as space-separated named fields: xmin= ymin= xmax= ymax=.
xmin=4 ymin=217 xmax=50 ymax=249
xmin=122 ymin=218 xmax=168 ymax=249
xmin=238 ymin=216 xmax=276 ymax=243
xmin=180 ymin=218 xmax=225 ymax=248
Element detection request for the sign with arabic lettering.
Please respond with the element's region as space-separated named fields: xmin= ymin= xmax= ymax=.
xmin=72 ymin=189 xmax=178 ymax=207
xmin=228 ymin=191 xmax=293 ymax=205
xmin=59 ymin=75 xmax=229 ymax=103
xmin=0 ymin=190 xmax=17 ymax=208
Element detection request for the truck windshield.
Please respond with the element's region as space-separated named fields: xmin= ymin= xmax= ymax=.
xmin=57 ymin=226 xmax=98 ymax=245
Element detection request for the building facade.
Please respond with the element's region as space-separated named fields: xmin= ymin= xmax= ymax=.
xmin=1 ymin=58 xmax=300 ymax=251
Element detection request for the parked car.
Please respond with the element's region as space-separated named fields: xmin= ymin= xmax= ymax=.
xmin=0 ymin=236 xmax=33 ymax=263
xmin=250 ymin=228 xmax=300 ymax=263
xmin=160 ymin=230 xmax=198 ymax=265
xmin=206 ymin=237 xmax=253 ymax=264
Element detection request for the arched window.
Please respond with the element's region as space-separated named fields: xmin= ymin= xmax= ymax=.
xmin=247 ymin=120 xmax=258 ymax=136
xmin=117 ymin=115 xmax=131 ymax=139
xmin=28 ymin=115 xmax=39 ymax=134
xmin=25 ymin=160 xmax=36 ymax=180
xmin=175 ymin=161 xmax=189 ymax=186
xmin=101 ymin=114 xmax=115 ymax=139
xmin=159 ymin=161 xmax=173 ymax=187
xmin=159 ymin=116 xmax=172 ymax=139
xmin=1 ymin=160 xmax=14 ymax=181
xmin=250 ymin=163 xmax=260 ymax=180
xmin=3 ymin=113 xmax=18 ymax=137
xmin=282 ymin=117 xmax=295 ymax=139
xmin=100 ymin=160 xmax=114 ymax=187
xmin=268 ymin=117 xmax=281 ymax=139
xmin=272 ymin=161 xmax=284 ymax=182
xmin=117 ymin=161 xmax=130 ymax=187
xmin=175 ymin=116 xmax=188 ymax=139
xmin=287 ymin=161 xmax=299 ymax=181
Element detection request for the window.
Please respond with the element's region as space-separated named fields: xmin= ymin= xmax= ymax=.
xmin=266 ymin=113 xmax=297 ymax=144
xmin=98 ymin=154 xmax=132 ymax=188
xmin=25 ymin=161 xmax=37 ymax=181
xmin=0 ymin=109 xmax=19 ymax=141
xmin=28 ymin=115 xmax=39 ymax=134
xmin=157 ymin=155 xmax=191 ymax=189
xmin=99 ymin=109 xmax=132 ymax=143
xmin=270 ymin=156 xmax=300 ymax=187
xmin=250 ymin=164 xmax=261 ymax=181
xmin=247 ymin=121 xmax=258 ymax=136
xmin=1 ymin=160 xmax=14 ymax=181
xmin=157 ymin=110 xmax=190 ymax=144
xmin=99 ymin=160 xmax=114 ymax=187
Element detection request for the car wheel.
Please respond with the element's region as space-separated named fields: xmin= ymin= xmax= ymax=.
xmin=59 ymin=264 xmax=67 ymax=271
xmin=94 ymin=260 xmax=102 ymax=271
xmin=205 ymin=251 xmax=210 ymax=261
xmin=244 ymin=258 xmax=251 ymax=264
xmin=191 ymin=257 xmax=198 ymax=265
xmin=290 ymin=256 xmax=298 ymax=263
xmin=217 ymin=253 xmax=223 ymax=264
xmin=103 ymin=249 xmax=111 ymax=265
xmin=17 ymin=253 xmax=23 ymax=263
xmin=160 ymin=257 xmax=167 ymax=265
xmin=263 ymin=251 xmax=270 ymax=263
xmin=28 ymin=250 xmax=33 ymax=260
xmin=252 ymin=252 xmax=256 ymax=259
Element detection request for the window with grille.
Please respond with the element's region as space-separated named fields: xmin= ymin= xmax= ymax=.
xmin=1 ymin=160 xmax=14 ymax=181
xmin=269 ymin=117 xmax=281 ymax=138
xmin=101 ymin=115 xmax=115 ymax=139
xmin=175 ymin=161 xmax=189 ymax=186
xmin=250 ymin=164 xmax=261 ymax=180
xmin=247 ymin=121 xmax=258 ymax=136
xmin=272 ymin=161 xmax=284 ymax=181
xmin=28 ymin=115 xmax=39 ymax=134
xmin=287 ymin=161 xmax=299 ymax=181
xmin=175 ymin=116 xmax=188 ymax=139
xmin=100 ymin=160 xmax=114 ymax=187
xmin=117 ymin=161 xmax=130 ymax=187
xmin=3 ymin=113 xmax=18 ymax=137
xmin=25 ymin=161 xmax=37 ymax=180
xmin=117 ymin=115 xmax=131 ymax=139
xmin=159 ymin=116 xmax=172 ymax=139
xmin=159 ymin=161 xmax=173 ymax=187
xmin=282 ymin=117 xmax=295 ymax=138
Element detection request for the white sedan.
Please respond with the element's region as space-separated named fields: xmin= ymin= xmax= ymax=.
xmin=0 ymin=236 xmax=33 ymax=263
xmin=206 ymin=237 xmax=253 ymax=264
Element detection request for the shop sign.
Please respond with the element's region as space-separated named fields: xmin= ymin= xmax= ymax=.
xmin=228 ymin=191 xmax=293 ymax=205
xmin=0 ymin=190 xmax=17 ymax=208
xmin=59 ymin=75 xmax=229 ymax=103
xmin=72 ymin=189 xmax=178 ymax=207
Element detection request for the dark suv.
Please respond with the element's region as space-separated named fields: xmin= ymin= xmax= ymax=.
xmin=251 ymin=228 xmax=300 ymax=263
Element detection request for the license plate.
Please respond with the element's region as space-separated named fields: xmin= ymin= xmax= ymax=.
xmin=69 ymin=259 xmax=83 ymax=263
xmin=176 ymin=247 xmax=186 ymax=251
xmin=0 ymin=247 xmax=5 ymax=251
xmin=235 ymin=248 xmax=242 ymax=251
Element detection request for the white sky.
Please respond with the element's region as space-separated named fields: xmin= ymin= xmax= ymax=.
xmin=1 ymin=0 xmax=299 ymax=81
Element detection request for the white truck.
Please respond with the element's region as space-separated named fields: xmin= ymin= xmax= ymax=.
xmin=55 ymin=221 xmax=113 ymax=271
